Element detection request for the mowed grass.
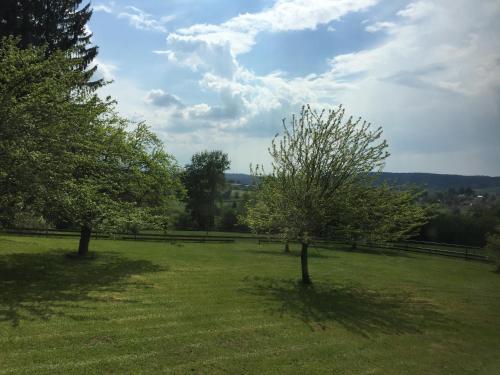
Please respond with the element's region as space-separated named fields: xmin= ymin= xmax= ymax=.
xmin=1 ymin=235 xmax=499 ymax=374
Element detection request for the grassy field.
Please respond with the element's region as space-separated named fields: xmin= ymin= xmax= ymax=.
xmin=1 ymin=235 xmax=499 ymax=374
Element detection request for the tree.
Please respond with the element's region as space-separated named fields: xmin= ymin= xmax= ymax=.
xmin=241 ymin=174 xmax=292 ymax=252
xmin=0 ymin=0 xmax=99 ymax=84
xmin=246 ymin=105 xmax=393 ymax=284
xmin=47 ymin=121 xmax=184 ymax=256
xmin=1 ymin=37 xmax=90 ymax=226
xmin=418 ymin=202 xmax=500 ymax=246
xmin=183 ymin=151 xmax=230 ymax=230
xmin=486 ymin=226 xmax=500 ymax=272
xmin=333 ymin=183 xmax=430 ymax=249
xmin=0 ymin=39 xmax=183 ymax=255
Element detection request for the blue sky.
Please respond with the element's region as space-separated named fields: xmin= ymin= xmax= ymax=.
xmin=88 ymin=0 xmax=500 ymax=176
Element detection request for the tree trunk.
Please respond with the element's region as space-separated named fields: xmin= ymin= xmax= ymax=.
xmin=284 ymin=241 xmax=290 ymax=253
xmin=78 ymin=224 xmax=92 ymax=256
xmin=300 ymin=242 xmax=311 ymax=284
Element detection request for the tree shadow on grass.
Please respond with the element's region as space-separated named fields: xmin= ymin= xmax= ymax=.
xmin=247 ymin=242 xmax=416 ymax=260
xmin=242 ymin=276 xmax=451 ymax=337
xmin=0 ymin=250 xmax=165 ymax=327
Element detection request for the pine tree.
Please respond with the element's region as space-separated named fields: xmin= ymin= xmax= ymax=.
xmin=0 ymin=0 xmax=99 ymax=85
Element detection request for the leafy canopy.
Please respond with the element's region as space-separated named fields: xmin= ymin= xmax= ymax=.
xmin=183 ymin=150 xmax=230 ymax=230
xmin=0 ymin=38 xmax=183 ymax=251
xmin=246 ymin=105 xmax=389 ymax=243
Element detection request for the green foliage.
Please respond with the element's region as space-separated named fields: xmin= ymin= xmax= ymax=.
xmin=215 ymin=207 xmax=239 ymax=232
xmin=419 ymin=203 xmax=500 ymax=246
xmin=486 ymin=227 xmax=500 ymax=271
xmin=264 ymin=105 xmax=389 ymax=242
xmin=334 ymin=183 xmax=431 ymax=246
xmin=0 ymin=39 xmax=184 ymax=253
xmin=244 ymin=105 xmax=432 ymax=282
xmin=0 ymin=37 xmax=93 ymax=224
xmin=50 ymin=121 xmax=184 ymax=232
xmin=9 ymin=212 xmax=49 ymax=230
xmin=245 ymin=105 xmax=390 ymax=243
xmin=183 ymin=150 xmax=230 ymax=230
xmin=242 ymin=175 xmax=283 ymax=235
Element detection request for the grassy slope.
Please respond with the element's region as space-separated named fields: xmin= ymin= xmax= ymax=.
xmin=0 ymin=235 xmax=499 ymax=374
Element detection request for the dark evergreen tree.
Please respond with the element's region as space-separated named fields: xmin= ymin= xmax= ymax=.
xmin=0 ymin=0 xmax=99 ymax=84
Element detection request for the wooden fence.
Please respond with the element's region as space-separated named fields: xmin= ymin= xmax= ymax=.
xmin=1 ymin=228 xmax=489 ymax=262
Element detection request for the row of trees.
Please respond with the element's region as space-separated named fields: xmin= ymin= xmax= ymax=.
xmin=417 ymin=206 xmax=500 ymax=247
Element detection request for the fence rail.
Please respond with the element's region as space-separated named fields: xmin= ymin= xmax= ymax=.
xmin=1 ymin=228 xmax=489 ymax=262
xmin=0 ymin=228 xmax=237 ymax=243
xmin=260 ymin=238 xmax=488 ymax=262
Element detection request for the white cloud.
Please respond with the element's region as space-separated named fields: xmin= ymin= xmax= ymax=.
xmin=173 ymin=0 xmax=378 ymax=55
xmin=397 ymin=1 xmax=435 ymax=20
xmin=314 ymin=0 xmax=500 ymax=173
xmin=162 ymin=0 xmax=378 ymax=78
xmin=118 ymin=6 xmax=171 ymax=33
xmin=105 ymin=0 xmax=500 ymax=174
xmin=365 ymin=21 xmax=396 ymax=33
xmin=92 ymin=59 xmax=118 ymax=81
xmin=93 ymin=4 xmax=113 ymax=14
xmin=84 ymin=24 xmax=92 ymax=37
xmin=158 ymin=37 xmax=238 ymax=77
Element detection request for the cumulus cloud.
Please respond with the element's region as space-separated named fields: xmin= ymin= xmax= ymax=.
xmin=172 ymin=0 xmax=378 ymax=55
xmin=161 ymin=0 xmax=378 ymax=78
xmin=106 ymin=0 xmax=500 ymax=174
xmin=157 ymin=38 xmax=238 ymax=77
xmin=144 ymin=89 xmax=184 ymax=108
xmin=152 ymin=0 xmax=380 ymax=131
xmin=317 ymin=0 xmax=500 ymax=173
xmin=328 ymin=1 xmax=500 ymax=96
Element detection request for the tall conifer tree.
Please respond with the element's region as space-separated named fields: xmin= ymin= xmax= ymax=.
xmin=0 ymin=0 xmax=99 ymax=84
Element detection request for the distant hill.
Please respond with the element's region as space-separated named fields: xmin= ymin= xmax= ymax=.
xmin=225 ymin=173 xmax=254 ymax=186
xmin=373 ymin=172 xmax=500 ymax=191
xmin=226 ymin=172 xmax=500 ymax=192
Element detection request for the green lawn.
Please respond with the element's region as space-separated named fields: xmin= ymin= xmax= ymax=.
xmin=1 ymin=235 xmax=499 ymax=374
